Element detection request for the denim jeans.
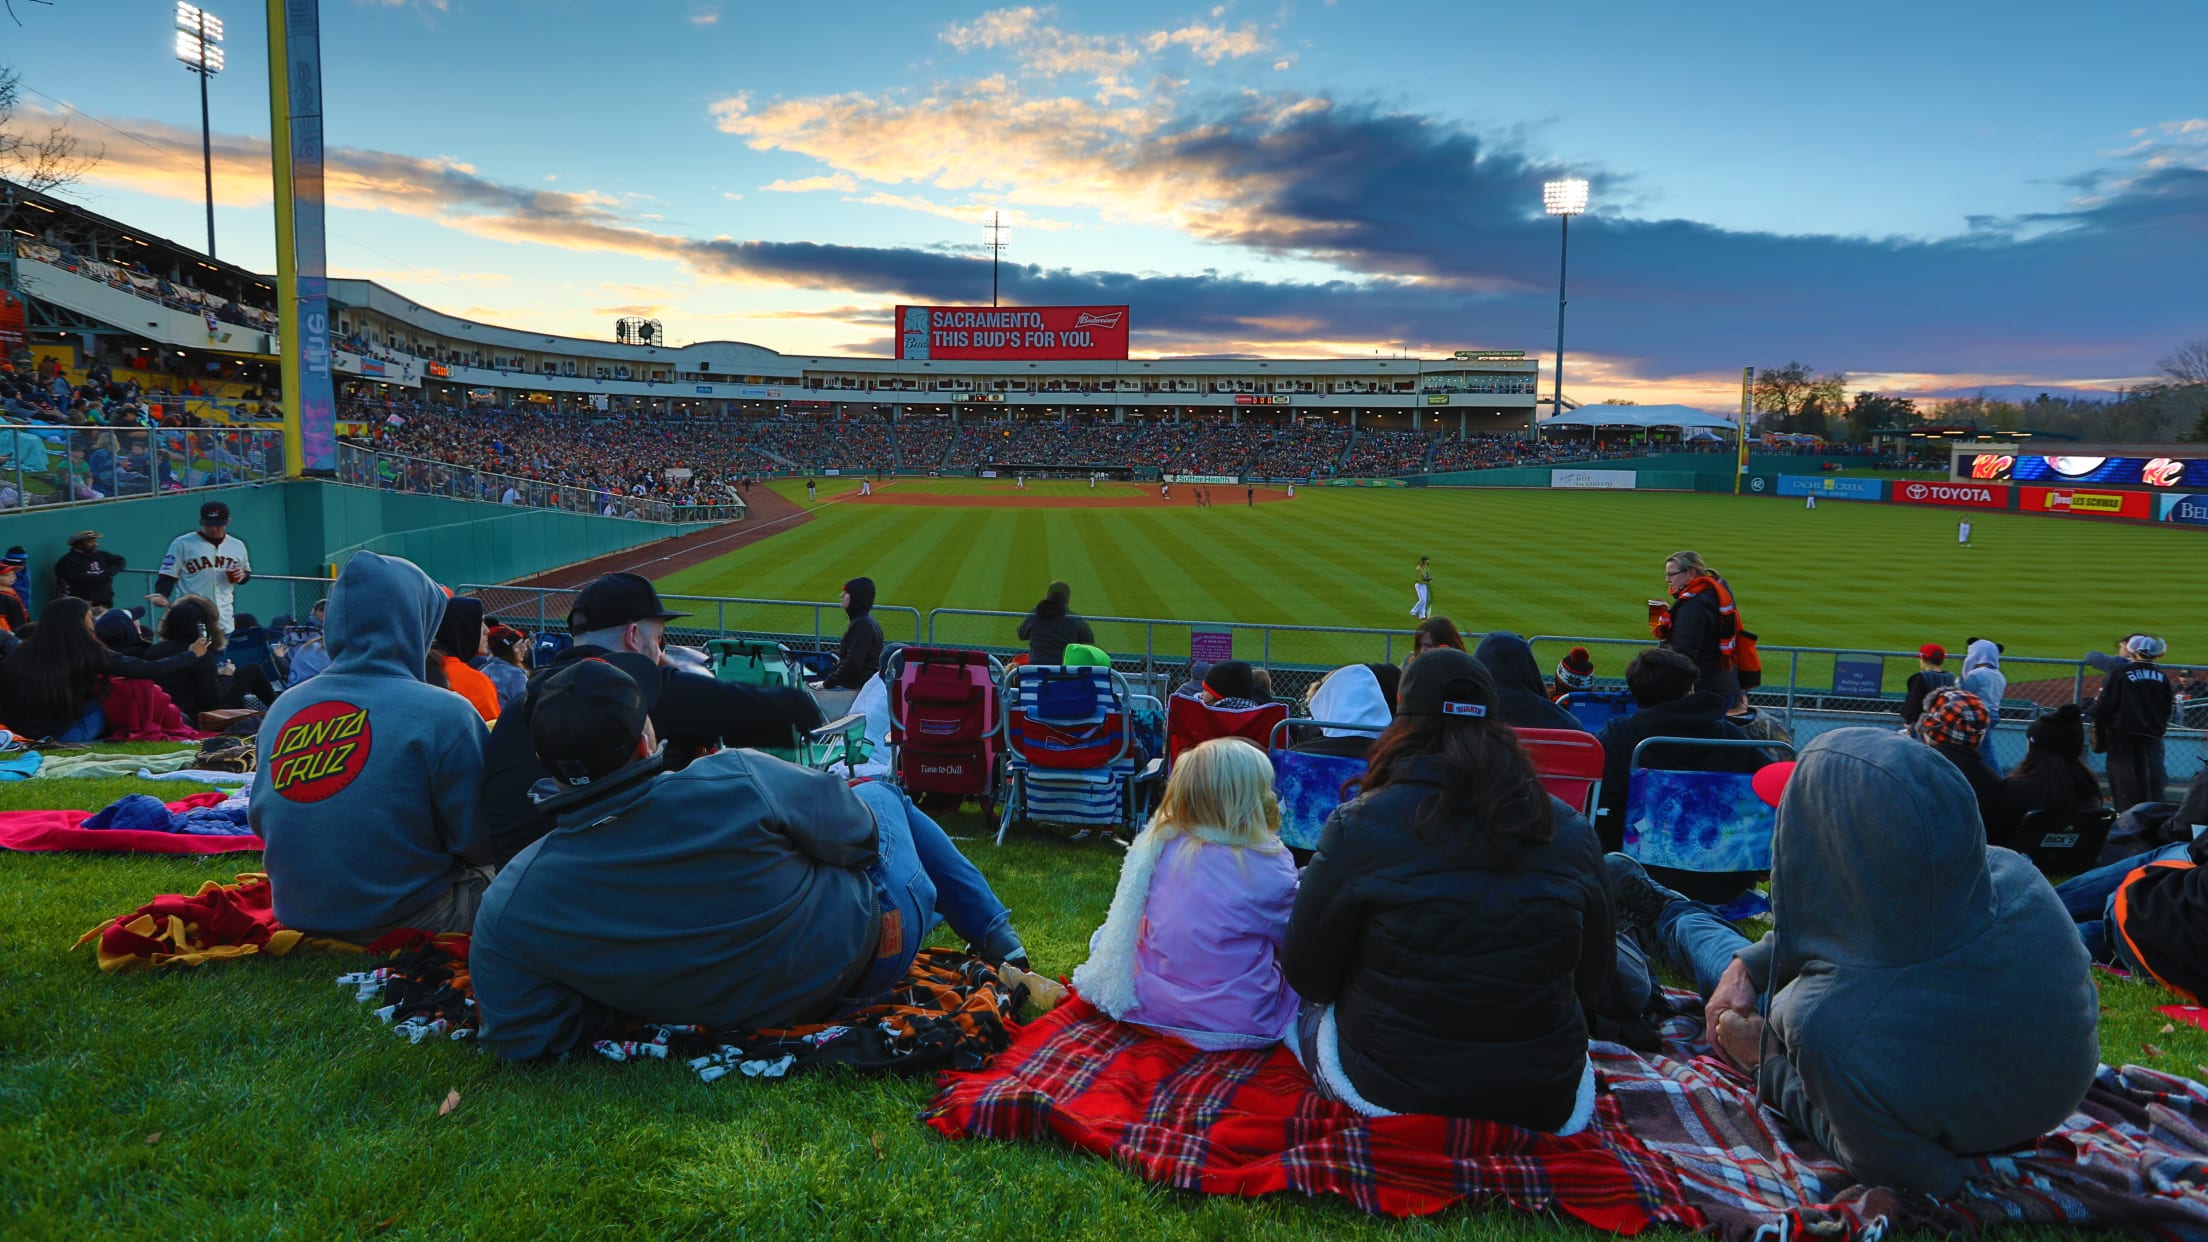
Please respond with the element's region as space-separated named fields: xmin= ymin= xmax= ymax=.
xmin=842 ymin=780 xmax=1020 ymax=1001
xmin=2060 ymin=840 xmax=2189 ymax=963
xmin=1650 ymin=899 xmax=1755 ymax=999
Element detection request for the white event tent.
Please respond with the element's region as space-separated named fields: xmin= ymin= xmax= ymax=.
xmin=1538 ymin=404 xmax=1742 ymax=432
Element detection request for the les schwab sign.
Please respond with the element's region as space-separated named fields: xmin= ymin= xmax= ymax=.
xmin=896 ymin=305 xmax=1130 ymax=361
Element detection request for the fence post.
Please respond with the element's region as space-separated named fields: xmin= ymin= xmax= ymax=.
xmin=1145 ymin=622 xmax=1156 ymax=685
xmin=2071 ymin=662 xmax=2086 ymax=706
xmin=1263 ymin=627 xmax=1273 ymax=668
xmin=1784 ymin=650 xmax=1799 ymax=733
xmin=716 ymin=600 xmax=726 ymax=639
xmin=536 ymin=590 xmax=547 ymax=634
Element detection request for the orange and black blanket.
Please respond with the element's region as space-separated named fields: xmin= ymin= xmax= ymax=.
xmin=342 ymin=938 xmax=1025 ymax=1081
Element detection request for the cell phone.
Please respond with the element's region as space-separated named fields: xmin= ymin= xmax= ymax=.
xmin=197 ymin=624 xmax=209 ymax=640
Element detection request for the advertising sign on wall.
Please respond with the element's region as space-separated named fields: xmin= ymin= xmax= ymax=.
xmin=0 ymin=289 xmax=27 ymax=351
xmin=1777 ymin=475 xmax=1886 ymax=501
xmin=1166 ymin=474 xmax=1239 ymax=485
xmin=2018 ymin=485 xmax=2155 ymax=521
xmin=894 ymin=304 xmax=1131 ymax=361
xmin=1958 ymin=451 xmax=2208 ymax=489
xmin=1551 ymin=468 xmax=1637 ymax=490
xmin=1892 ymin=480 xmax=2008 ymax=509
xmin=2160 ymin=494 xmax=2208 ymax=526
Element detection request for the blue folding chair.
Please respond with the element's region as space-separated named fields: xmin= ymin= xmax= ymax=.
xmin=1560 ymin=690 xmax=1637 ymax=733
xmin=1624 ymin=736 xmax=1795 ymax=912
xmin=222 ymin=627 xmax=283 ymax=686
xmin=1268 ymin=719 xmax=1371 ymax=852
xmin=998 ymin=665 xmax=1141 ymax=844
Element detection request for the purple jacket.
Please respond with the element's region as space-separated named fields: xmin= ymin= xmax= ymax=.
xmin=1074 ymin=832 xmax=1300 ymax=1048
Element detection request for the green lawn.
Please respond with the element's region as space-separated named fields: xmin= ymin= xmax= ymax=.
xmin=666 ymin=480 xmax=2204 ymax=676
xmin=0 ymin=758 xmax=2195 ymax=1239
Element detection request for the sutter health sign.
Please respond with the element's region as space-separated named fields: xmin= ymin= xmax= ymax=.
xmin=1892 ymin=480 xmax=2008 ymax=509
xmin=894 ymin=304 xmax=1131 ymax=361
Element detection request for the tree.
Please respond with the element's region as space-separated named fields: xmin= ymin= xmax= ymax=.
xmin=1 ymin=63 xmax=100 ymax=228
xmin=1752 ymin=362 xmax=1847 ymax=435
xmin=1842 ymin=391 xmax=1918 ymax=441
xmin=2159 ymin=337 xmax=2208 ymax=386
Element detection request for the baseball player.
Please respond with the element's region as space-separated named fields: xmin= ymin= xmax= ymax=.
xmin=1411 ymin=556 xmax=1433 ymax=619
xmin=148 ymin=499 xmax=252 ymax=633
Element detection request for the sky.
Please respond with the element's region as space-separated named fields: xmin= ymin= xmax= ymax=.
xmin=7 ymin=0 xmax=2207 ymax=407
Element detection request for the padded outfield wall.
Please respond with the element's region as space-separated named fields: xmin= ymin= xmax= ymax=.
xmin=1 ymin=482 xmax=719 ymax=617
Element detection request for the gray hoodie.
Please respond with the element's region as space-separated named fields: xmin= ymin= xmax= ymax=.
xmin=1737 ymin=727 xmax=2097 ymax=1196
xmin=251 ymin=552 xmax=488 ymax=941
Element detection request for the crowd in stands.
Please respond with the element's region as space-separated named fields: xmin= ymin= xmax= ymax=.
xmin=739 ymin=413 xmax=895 ymax=472
xmin=1338 ymin=428 xmax=1433 ymax=476
xmin=13 ymin=241 xmax=279 ymax=334
xmin=4 ymin=354 xmax=283 ymax=507
xmin=1427 ymin=434 xmax=1622 ymax=473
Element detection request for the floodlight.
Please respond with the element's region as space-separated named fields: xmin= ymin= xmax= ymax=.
xmin=1542 ymin=178 xmax=1589 ymax=216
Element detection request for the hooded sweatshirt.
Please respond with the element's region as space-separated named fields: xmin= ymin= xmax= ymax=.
xmin=1295 ymin=664 xmax=1392 ymax=759
xmin=824 ymin=576 xmax=884 ymax=689
xmin=1473 ymin=632 xmax=1584 ymax=733
xmin=1736 ymin=727 xmax=2098 ymax=1196
xmin=251 ymin=552 xmax=490 ymax=942
xmin=433 ymin=596 xmax=501 ymax=723
xmin=1017 ymin=593 xmax=1097 ymax=666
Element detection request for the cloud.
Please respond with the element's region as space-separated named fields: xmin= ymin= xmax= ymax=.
xmin=760 ymin=172 xmax=860 ymax=193
xmin=593 ymin=304 xmax=666 ymax=316
xmin=690 ymin=7 xmax=719 ymax=26
xmin=1143 ymin=23 xmax=1268 ymax=65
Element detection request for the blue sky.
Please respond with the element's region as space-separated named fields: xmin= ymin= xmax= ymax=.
xmin=9 ymin=0 xmax=2207 ymax=404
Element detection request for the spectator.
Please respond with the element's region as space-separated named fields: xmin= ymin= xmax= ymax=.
xmin=148 ymin=500 xmax=251 ymax=634
xmin=430 ymin=596 xmax=502 ymax=723
xmin=1472 ymin=632 xmax=1582 ymax=732
xmin=469 ymin=658 xmax=1026 ymax=1061
xmin=2093 ymin=634 xmax=2174 ymax=811
xmin=53 ymin=530 xmax=126 ymax=610
xmin=1551 ymin=646 xmax=1596 ymax=702
xmin=475 ymin=623 xmax=530 ymax=712
xmin=1411 ymin=616 xmax=1467 ymax=657
xmin=251 ymin=552 xmax=491 ymax=942
xmin=2 ymin=546 xmax=29 ymax=613
xmin=1294 ymin=663 xmax=1393 ymax=759
xmin=1607 ymin=727 xmax=2098 ymax=1196
xmin=1960 ymin=638 xmax=2007 ymax=768
xmin=819 ymin=576 xmax=885 ymax=692
xmin=284 ymin=599 xmax=332 ymax=686
xmin=1900 ymin=643 xmax=1957 ymax=726
xmin=0 ymin=597 xmax=206 ymax=740
xmin=1197 ymin=659 xmax=1265 ymax=711
xmin=1912 ymin=687 xmax=2010 ymax=844
xmin=1999 ymin=703 xmax=2101 ymax=836
xmin=146 ymin=595 xmax=278 ymax=718
xmin=1283 ymin=648 xmax=1611 ymax=1130
xmin=1072 ymin=738 xmax=1299 ymax=1048
xmin=479 ymin=572 xmax=822 ymax=864
xmin=94 ymin=608 xmax=149 ymax=658
xmin=1591 ymin=648 xmax=1760 ymax=866
xmin=1653 ymin=551 xmax=1740 ymax=700
xmin=0 ymin=559 xmax=26 ymax=634
xmin=1017 ymin=580 xmax=1096 ymax=666
xmin=1725 ymin=691 xmax=1792 ymax=745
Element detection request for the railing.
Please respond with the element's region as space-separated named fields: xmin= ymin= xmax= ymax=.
xmin=113 ymin=568 xmax=335 ymax=626
xmin=1 ymin=423 xmax=285 ymax=511
xmin=333 ymin=443 xmax=745 ymax=525
xmin=461 ymin=584 xmax=924 ymax=652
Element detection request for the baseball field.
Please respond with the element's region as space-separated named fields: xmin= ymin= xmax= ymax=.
xmin=660 ymin=478 xmax=2205 ymax=667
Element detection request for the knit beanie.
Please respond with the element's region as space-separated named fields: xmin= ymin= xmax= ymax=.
xmin=1915 ymin=687 xmax=1992 ymax=750
xmin=1556 ymin=646 xmax=1596 ymax=692
xmin=2027 ymin=703 xmax=2087 ymax=758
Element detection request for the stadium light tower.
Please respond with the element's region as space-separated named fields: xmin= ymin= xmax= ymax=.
xmin=174 ymin=2 xmax=225 ymax=259
xmin=1541 ymin=177 xmax=1589 ymax=429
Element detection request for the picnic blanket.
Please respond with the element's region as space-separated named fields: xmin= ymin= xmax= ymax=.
xmin=345 ymin=941 xmax=1028 ymax=1082
xmin=75 ymin=872 xmax=352 ymax=971
xmin=925 ymin=990 xmax=2208 ymax=1239
xmin=1 ymin=791 xmax=265 ymax=854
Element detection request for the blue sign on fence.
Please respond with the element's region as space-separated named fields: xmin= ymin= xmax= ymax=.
xmin=1777 ymin=475 xmax=1886 ymax=501
xmin=2160 ymin=494 xmax=2208 ymax=526
xmin=1833 ymin=658 xmax=1885 ymax=697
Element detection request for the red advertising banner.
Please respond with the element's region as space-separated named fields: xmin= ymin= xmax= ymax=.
xmin=895 ymin=305 xmax=1130 ymax=361
xmin=1891 ymin=480 xmax=2009 ymax=509
xmin=2017 ymin=485 xmax=2154 ymax=521
xmin=0 ymin=289 xmax=26 ymax=352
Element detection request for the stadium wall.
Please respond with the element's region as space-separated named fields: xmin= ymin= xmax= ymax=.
xmin=2 ymin=483 xmax=717 ymax=616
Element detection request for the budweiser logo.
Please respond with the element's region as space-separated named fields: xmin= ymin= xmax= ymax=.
xmin=1073 ymin=310 xmax=1124 ymax=329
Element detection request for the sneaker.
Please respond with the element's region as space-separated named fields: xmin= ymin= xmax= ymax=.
xmin=1605 ymin=852 xmax=1688 ymax=939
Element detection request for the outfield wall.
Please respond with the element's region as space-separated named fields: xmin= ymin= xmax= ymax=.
xmin=1 ymin=482 xmax=720 ymax=617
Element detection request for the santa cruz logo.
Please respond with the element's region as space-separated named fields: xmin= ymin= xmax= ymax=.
xmin=269 ymin=700 xmax=374 ymax=803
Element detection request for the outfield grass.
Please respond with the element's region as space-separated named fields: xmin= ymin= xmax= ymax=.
xmin=0 ymin=759 xmax=2196 ymax=1239
xmin=664 ymin=481 xmax=2204 ymax=670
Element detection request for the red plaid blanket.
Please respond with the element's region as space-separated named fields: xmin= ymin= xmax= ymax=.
xmin=927 ymin=990 xmax=2208 ymax=1238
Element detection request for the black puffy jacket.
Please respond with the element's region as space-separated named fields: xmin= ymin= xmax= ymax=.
xmin=1472 ymin=632 xmax=1584 ymax=733
xmin=1017 ymin=597 xmax=1095 ymax=666
xmin=1282 ymin=755 xmax=1614 ymax=1129
xmin=825 ymin=576 xmax=885 ymax=689
xmin=1663 ymin=587 xmax=1739 ymax=700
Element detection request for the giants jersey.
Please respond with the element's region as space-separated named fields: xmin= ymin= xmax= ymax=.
xmin=158 ymin=531 xmax=251 ymax=632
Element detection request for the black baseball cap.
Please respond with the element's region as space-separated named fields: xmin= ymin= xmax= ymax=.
xmin=199 ymin=500 xmax=230 ymax=525
xmin=1397 ymin=648 xmax=1496 ymax=719
xmin=566 ymin=572 xmax=689 ymax=633
xmin=530 ymin=655 xmax=664 ymax=784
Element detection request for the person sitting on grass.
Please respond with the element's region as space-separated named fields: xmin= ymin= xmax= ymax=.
xmin=1605 ymin=726 xmax=2098 ymax=1197
xmin=1017 ymin=580 xmax=1097 ymax=667
xmin=1196 ymin=659 xmax=1267 ymax=711
xmin=1073 ymin=738 xmax=1299 ymax=1048
xmin=1999 ymin=704 xmax=2101 ymax=834
xmin=469 ymin=658 xmax=1028 ymax=1062
xmin=1911 ymin=687 xmax=2012 ymax=844
xmin=1411 ymin=616 xmax=1467 ymax=658
xmin=1551 ymin=646 xmax=1597 ymax=703
xmin=1283 ymin=649 xmax=1614 ymax=1132
xmin=0 ymin=596 xmax=209 ymax=739
xmin=1472 ymin=631 xmax=1583 ymax=732
xmin=2054 ymin=763 xmax=2208 ymax=988
xmin=430 ymin=595 xmax=502 ymax=724
xmin=252 ymin=552 xmax=493 ymax=942
xmin=1294 ymin=663 xmax=1393 ymax=759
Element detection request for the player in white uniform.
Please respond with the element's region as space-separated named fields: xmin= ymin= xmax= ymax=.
xmin=147 ymin=499 xmax=252 ymax=633
xmin=1410 ymin=556 xmax=1433 ymax=619
xmin=1958 ymin=519 xmax=1973 ymax=547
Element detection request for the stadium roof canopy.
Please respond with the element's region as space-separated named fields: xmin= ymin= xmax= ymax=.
xmin=1540 ymin=404 xmax=1741 ymax=431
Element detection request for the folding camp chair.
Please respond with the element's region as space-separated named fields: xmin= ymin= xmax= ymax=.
xmin=221 ymin=627 xmax=283 ymax=687
xmin=2007 ymin=808 xmax=2119 ymax=875
xmin=1267 ymin=719 xmax=1370 ymax=853
xmin=997 ymin=664 xmax=1141 ymax=845
xmin=1558 ymin=690 xmax=1636 ymax=733
xmin=885 ymin=647 xmax=1004 ymax=813
xmin=1165 ymin=695 xmax=1289 ymax=767
xmin=1513 ymin=727 xmax=1605 ymax=819
xmin=1624 ymin=736 xmax=1796 ymax=911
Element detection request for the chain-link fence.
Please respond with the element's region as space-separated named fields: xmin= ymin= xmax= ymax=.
xmin=461 ymin=585 xmax=923 ymax=655
xmin=3 ymin=424 xmax=284 ymax=511
xmin=335 ymin=444 xmax=745 ymax=525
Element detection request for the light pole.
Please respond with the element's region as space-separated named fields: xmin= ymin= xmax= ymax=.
xmin=174 ymin=2 xmax=225 ymax=259
xmin=1541 ymin=178 xmax=1588 ymax=432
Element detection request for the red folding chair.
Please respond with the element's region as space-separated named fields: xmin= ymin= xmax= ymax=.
xmin=885 ymin=647 xmax=1003 ymax=811
xmin=1165 ymin=695 xmax=1290 ymax=767
xmin=1513 ymin=726 xmax=1604 ymax=818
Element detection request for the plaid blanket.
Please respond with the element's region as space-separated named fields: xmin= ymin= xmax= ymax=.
xmin=926 ymin=989 xmax=2208 ymax=1238
xmin=343 ymin=940 xmax=1026 ymax=1081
